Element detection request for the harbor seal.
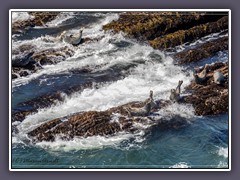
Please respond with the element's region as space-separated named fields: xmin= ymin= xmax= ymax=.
xmin=170 ymin=80 xmax=183 ymax=102
xmin=194 ymin=64 xmax=209 ymax=84
xmin=126 ymin=98 xmax=153 ymax=117
xmin=61 ymin=28 xmax=83 ymax=46
xmin=126 ymin=90 xmax=155 ymax=117
xmin=213 ymin=70 xmax=225 ymax=85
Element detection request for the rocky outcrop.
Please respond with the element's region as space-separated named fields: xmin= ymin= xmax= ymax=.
xmin=12 ymin=12 xmax=59 ymax=33
xmin=103 ymin=12 xmax=229 ymax=115
xmin=12 ymin=46 xmax=74 ymax=79
xmin=31 ymin=46 xmax=74 ymax=65
xmin=149 ymin=16 xmax=228 ymax=50
xmin=14 ymin=12 xmax=229 ymax=143
xmin=12 ymin=82 xmax=94 ymax=122
xmin=12 ymin=64 xmax=131 ymax=122
xmin=175 ymin=36 xmax=228 ymax=64
xmin=27 ymin=99 xmax=187 ymax=142
xmin=103 ymin=12 xmax=226 ymax=41
xmin=184 ymin=62 xmax=228 ymax=115
xmin=103 ymin=12 xmax=228 ymax=51
xmin=25 ymin=62 xmax=229 ymax=142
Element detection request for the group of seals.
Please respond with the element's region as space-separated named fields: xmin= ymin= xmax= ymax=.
xmin=125 ymin=80 xmax=184 ymax=118
xmin=194 ymin=64 xmax=225 ymax=85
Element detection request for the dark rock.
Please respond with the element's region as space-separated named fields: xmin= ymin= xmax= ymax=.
xmin=12 ymin=110 xmax=37 ymax=122
xmin=12 ymin=46 xmax=74 ymax=79
xmin=12 ymin=73 xmax=19 ymax=79
xmin=32 ymin=46 xmax=74 ymax=66
xmin=27 ymin=99 xmax=177 ymax=142
xmin=12 ymin=67 xmax=36 ymax=79
xmin=12 ymin=55 xmax=32 ymax=67
xmin=12 ymin=12 xmax=59 ymax=34
xmin=175 ymin=36 xmax=228 ymax=64
xmin=149 ymin=16 xmax=228 ymax=50
xmin=103 ymin=12 xmax=225 ymax=42
xmin=184 ymin=62 xmax=228 ymax=115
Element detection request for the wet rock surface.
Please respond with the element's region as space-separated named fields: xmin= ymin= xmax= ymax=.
xmin=103 ymin=11 xmax=229 ymax=116
xmin=175 ymin=36 xmax=228 ymax=64
xmin=12 ymin=82 xmax=94 ymax=122
xmin=12 ymin=12 xmax=229 ymax=143
xmin=103 ymin=12 xmax=228 ymax=50
xmin=149 ymin=16 xmax=228 ymax=50
xmin=184 ymin=62 xmax=228 ymax=116
xmin=12 ymin=46 xmax=74 ymax=79
xmin=27 ymin=99 xmax=187 ymax=142
xmin=103 ymin=12 xmax=226 ymax=42
xmin=12 ymin=12 xmax=59 ymax=34
xmin=32 ymin=46 xmax=74 ymax=65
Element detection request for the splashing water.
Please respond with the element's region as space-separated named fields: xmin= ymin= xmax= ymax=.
xmin=11 ymin=12 xmax=229 ymax=169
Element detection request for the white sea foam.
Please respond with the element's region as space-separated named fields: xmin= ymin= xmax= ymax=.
xmin=12 ymin=13 xmax=119 ymax=88
xmin=12 ymin=12 xmax=35 ymax=23
xmin=157 ymin=103 xmax=195 ymax=120
xmin=217 ymin=147 xmax=228 ymax=158
xmin=172 ymin=32 xmax=228 ymax=54
xmin=13 ymin=13 xmax=195 ymax=151
xmin=35 ymin=132 xmax=134 ymax=151
xmin=217 ymin=161 xmax=228 ymax=168
xmin=46 ymin=12 xmax=76 ymax=27
xmin=169 ymin=162 xmax=191 ymax=168
xmin=17 ymin=56 xmax=193 ymax=132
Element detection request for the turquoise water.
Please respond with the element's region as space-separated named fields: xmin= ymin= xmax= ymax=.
xmin=12 ymin=114 xmax=228 ymax=169
xmin=11 ymin=12 xmax=229 ymax=169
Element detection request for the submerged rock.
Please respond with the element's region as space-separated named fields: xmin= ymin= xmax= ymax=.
xmin=12 ymin=52 xmax=35 ymax=67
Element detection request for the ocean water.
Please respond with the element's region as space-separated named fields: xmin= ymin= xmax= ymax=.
xmin=11 ymin=12 xmax=229 ymax=169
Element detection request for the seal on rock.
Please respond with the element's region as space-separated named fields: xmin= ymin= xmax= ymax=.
xmin=213 ymin=70 xmax=225 ymax=85
xmin=126 ymin=90 xmax=155 ymax=117
xmin=60 ymin=28 xmax=83 ymax=46
xmin=170 ymin=80 xmax=183 ymax=102
xmin=194 ymin=64 xmax=209 ymax=84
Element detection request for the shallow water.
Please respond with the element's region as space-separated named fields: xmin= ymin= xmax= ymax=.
xmin=11 ymin=12 xmax=229 ymax=169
